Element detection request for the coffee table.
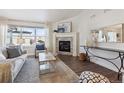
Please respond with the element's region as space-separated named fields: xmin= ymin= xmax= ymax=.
xmin=39 ymin=52 xmax=56 ymax=74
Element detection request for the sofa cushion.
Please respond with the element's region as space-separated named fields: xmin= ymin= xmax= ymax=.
xmin=13 ymin=58 xmax=25 ymax=78
xmin=0 ymin=53 xmax=6 ymax=61
xmin=7 ymin=47 xmax=21 ymax=58
xmin=17 ymin=54 xmax=27 ymax=59
xmin=0 ymin=50 xmax=6 ymax=61
xmin=0 ymin=47 xmax=8 ymax=58
xmin=0 ymin=54 xmax=6 ymax=61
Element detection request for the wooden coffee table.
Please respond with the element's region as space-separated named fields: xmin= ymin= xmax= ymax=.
xmin=39 ymin=52 xmax=56 ymax=74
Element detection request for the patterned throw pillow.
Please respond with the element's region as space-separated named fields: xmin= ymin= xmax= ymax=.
xmin=79 ymin=71 xmax=110 ymax=83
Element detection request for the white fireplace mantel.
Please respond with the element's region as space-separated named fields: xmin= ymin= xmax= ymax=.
xmin=53 ymin=32 xmax=77 ymax=56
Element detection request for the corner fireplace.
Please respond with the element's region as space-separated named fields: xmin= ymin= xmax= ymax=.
xmin=59 ymin=41 xmax=70 ymax=52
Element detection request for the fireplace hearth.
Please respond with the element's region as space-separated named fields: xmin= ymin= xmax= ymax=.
xmin=59 ymin=41 xmax=70 ymax=52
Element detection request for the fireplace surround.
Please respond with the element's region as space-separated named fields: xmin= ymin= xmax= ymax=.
xmin=53 ymin=32 xmax=77 ymax=56
xmin=56 ymin=37 xmax=73 ymax=55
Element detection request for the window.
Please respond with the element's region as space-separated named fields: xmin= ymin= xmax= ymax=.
xmin=36 ymin=28 xmax=48 ymax=44
xmin=22 ymin=27 xmax=35 ymax=36
xmin=108 ymin=32 xmax=117 ymax=42
xmin=7 ymin=26 xmax=49 ymax=46
xmin=36 ymin=28 xmax=48 ymax=36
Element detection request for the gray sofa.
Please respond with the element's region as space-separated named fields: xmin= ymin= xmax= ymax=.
xmin=0 ymin=47 xmax=27 ymax=82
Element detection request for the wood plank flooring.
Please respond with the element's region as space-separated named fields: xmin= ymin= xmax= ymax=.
xmin=58 ymin=54 xmax=122 ymax=83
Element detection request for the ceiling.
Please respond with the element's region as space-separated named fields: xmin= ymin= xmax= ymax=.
xmin=0 ymin=9 xmax=83 ymax=23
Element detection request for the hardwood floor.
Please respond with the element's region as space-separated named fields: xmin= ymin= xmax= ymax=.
xmin=58 ymin=54 xmax=122 ymax=83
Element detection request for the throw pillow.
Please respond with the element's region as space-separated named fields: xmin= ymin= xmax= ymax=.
xmin=7 ymin=48 xmax=21 ymax=58
xmin=1 ymin=48 xmax=8 ymax=58
xmin=36 ymin=44 xmax=45 ymax=50
xmin=8 ymin=45 xmax=23 ymax=55
xmin=0 ymin=51 xmax=6 ymax=61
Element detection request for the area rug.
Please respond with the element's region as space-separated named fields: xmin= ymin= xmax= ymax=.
xmin=14 ymin=57 xmax=79 ymax=83
xmin=14 ymin=58 xmax=40 ymax=83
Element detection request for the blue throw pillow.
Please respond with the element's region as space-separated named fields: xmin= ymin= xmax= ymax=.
xmin=36 ymin=44 xmax=45 ymax=50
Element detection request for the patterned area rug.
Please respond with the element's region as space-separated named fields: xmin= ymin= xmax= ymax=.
xmin=14 ymin=57 xmax=79 ymax=83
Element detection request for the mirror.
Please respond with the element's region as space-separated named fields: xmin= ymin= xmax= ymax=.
xmin=91 ymin=24 xmax=124 ymax=43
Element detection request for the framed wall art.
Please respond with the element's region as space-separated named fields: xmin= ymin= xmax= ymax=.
xmin=57 ymin=22 xmax=71 ymax=33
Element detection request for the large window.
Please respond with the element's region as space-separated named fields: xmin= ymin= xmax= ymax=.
xmin=7 ymin=26 xmax=48 ymax=45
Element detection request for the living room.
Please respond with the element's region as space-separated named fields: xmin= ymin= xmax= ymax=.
xmin=2 ymin=0 xmax=124 ymax=92
xmin=1 ymin=9 xmax=124 ymax=84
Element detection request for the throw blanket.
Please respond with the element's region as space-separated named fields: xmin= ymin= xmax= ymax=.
xmin=0 ymin=63 xmax=11 ymax=83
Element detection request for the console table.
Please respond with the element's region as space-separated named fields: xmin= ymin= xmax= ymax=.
xmin=81 ymin=45 xmax=124 ymax=80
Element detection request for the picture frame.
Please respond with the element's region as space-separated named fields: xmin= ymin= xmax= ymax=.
xmin=57 ymin=22 xmax=71 ymax=33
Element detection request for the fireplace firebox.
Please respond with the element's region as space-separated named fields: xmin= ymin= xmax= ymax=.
xmin=59 ymin=41 xmax=70 ymax=52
